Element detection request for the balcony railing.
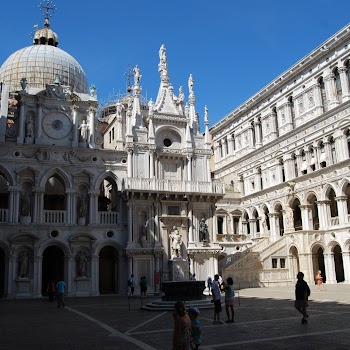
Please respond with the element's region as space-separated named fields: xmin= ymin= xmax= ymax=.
xmin=0 ymin=209 xmax=8 ymax=223
xmin=98 ymin=211 xmax=117 ymax=224
xmin=44 ymin=210 xmax=66 ymax=224
xmin=126 ymin=178 xmax=225 ymax=194
xmin=330 ymin=216 xmax=339 ymax=226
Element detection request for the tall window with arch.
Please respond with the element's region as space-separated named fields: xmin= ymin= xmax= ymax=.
xmin=334 ymin=68 xmax=342 ymax=103
xmin=319 ymin=141 xmax=326 ymax=168
xmin=330 ymin=137 xmax=337 ymax=164
xmin=318 ymin=77 xmax=328 ymax=112
xmin=288 ymin=96 xmax=295 ymax=127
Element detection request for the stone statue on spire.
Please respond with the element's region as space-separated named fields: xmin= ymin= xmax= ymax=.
xmin=158 ymin=44 xmax=168 ymax=74
xmin=133 ymin=65 xmax=142 ymax=86
xmin=204 ymin=105 xmax=209 ymax=123
xmin=188 ymin=74 xmax=194 ymax=94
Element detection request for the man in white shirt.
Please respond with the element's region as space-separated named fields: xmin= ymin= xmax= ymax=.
xmin=211 ymin=274 xmax=223 ymax=324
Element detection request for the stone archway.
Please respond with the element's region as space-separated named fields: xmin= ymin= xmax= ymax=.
xmin=99 ymin=246 xmax=118 ymax=294
xmin=289 ymin=246 xmax=300 ymax=279
xmin=312 ymin=246 xmax=326 ymax=283
xmin=0 ymin=247 xmax=5 ymax=297
xmin=42 ymin=246 xmax=65 ymax=296
xmin=333 ymin=245 xmax=344 ymax=282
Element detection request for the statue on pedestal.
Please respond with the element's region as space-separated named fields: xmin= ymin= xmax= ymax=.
xmin=78 ymin=120 xmax=89 ymax=142
xmin=199 ymin=218 xmax=208 ymax=242
xmin=170 ymin=226 xmax=182 ymax=258
xmin=76 ymin=250 xmax=88 ymax=277
xmin=18 ymin=251 xmax=29 ymax=278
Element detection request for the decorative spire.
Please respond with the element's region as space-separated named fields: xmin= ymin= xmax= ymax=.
xmin=158 ymin=44 xmax=169 ymax=86
xmin=124 ymin=65 xmax=133 ymax=93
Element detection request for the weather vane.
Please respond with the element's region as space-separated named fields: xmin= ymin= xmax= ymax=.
xmin=38 ymin=1 xmax=57 ymax=21
xmin=124 ymin=65 xmax=133 ymax=90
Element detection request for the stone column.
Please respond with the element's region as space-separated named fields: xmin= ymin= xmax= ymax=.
xmin=71 ymin=105 xmax=79 ymax=147
xmin=254 ymin=119 xmax=262 ymax=147
xmin=254 ymin=168 xmax=261 ymax=191
xmin=313 ymin=144 xmax=320 ymax=170
xmin=299 ymin=205 xmax=312 ymax=230
xmin=8 ymin=186 xmax=20 ymax=223
xmin=188 ymin=204 xmax=194 ymax=244
xmin=36 ymin=100 xmax=43 ymax=139
xmin=248 ymin=219 xmax=255 ymax=238
xmin=227 ymin=134 xmax=234 ymax=154
xmin=187 ymin=156 xmax=192 ymax=181
xmin=324 ymin=253 xmax=337 ymax=284
xmin=17 ymin=99 xmax=25 ymax=143
xmin=149 ymin=151 xmax=154 ymax=178
xmin=342 ymin=251 xmax=350 ymax=284
xmin=296 ymin=154 xmax=303 ymax=177
xmin=0 ymin=84 xmax=9 ymax=142
xmin=335 ymin=196 xmax=348 ymax=224
xmin=269 ymin=213 xmax=278 ymax=241
xmin=154 ymin=254 xmax=160 ymax=294
xmin=221 ymin=139 xmax=227 ymax=158
xmin=283 ymin=154 xmax=295 ymax=181
xmin=305 ymin=149 xmax=312 ymax=173
xmin=213 ymin=142 xmax=220 ymax=162
xmin=324 ymin=72 xmax=339 ymax=109
xmin=323 ymin=140 xmax=333 ymax=166
xmin=88 ymin=106 xmax=96 ymax=148
xmin=334 ymin=131 xmax=348 ymax=161
xmin=88 ymin=190 xmax=99 ymax=225
xmin=127 ymin=203 xmax=133 ymax=244
xmin=298 ymin=253 xmax=313 ymax=283
xmin=248 ymin=125 xmax=254 ymax=149
xmin=316 ymin=201 xmax=330 ymax=229
xmin=339 ymin=66 xmax=350 ymax=102
xmin=127 ymin=149 xmax=133 ymax=177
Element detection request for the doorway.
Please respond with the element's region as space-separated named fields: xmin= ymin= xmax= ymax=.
xmin=42 ymin=246 xmax=64 ymax=295
xmin=99 ymin=246 xmax=118 ymax=294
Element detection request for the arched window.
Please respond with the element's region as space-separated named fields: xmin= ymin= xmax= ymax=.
xmin=288 ymin=96 xmax=295 ymax=128
xmin=272 ymin=107 xmax=278 ymax=137
xmin=334 ymin=68 xmax=342 ymax=103
xmin=330 ymin=137 xmax=337 ymax=164
xmin=319 ymin=142 xmax=326 ymax=168
xmin=346 ymin=129 xmax=350 ymax=158
xmin=280 ymin=158 xmax=286 ymax=182
xmin=346 ymin=61 xmax=350 ymax=91
xmin=318 ymin=77 xmax=328 ymax=112
xmin=301 ymin=150 xmax=307 ymax=175
xmin=309 ymin=147 xmax=316 ymax=171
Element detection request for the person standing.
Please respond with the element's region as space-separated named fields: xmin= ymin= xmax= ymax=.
xmin=188 ymin=306 xmax=201 ymax=350
xmin=211 ymin=274 xmax=223 ymax=324
xmin=315 ymin=270 xmax=325 ymax=291
xmin=172 ymin=300 xmax=193 ymax=350
xmin=207 ymin=276 xmax=212 ymax=295
xmin=140 ymin=276 xmax=148 ymax=298
xmin=128 ymin=274 xmax=135 ymax=297
xmin=56 ymin=279 xmax=66 ymax=308
xmin=47 ymin=280 xmax=55 ymax=302
xmin=223 ymin=277 xmax=235 ymax=323
xmin=294 ymin=272 xmax=310 ymax=324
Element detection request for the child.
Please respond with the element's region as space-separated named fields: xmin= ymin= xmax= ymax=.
xmin=295 ymin=271 xmax=310 ymax=324
xmin=188 ymin=306 xmax=201 ymax=350
xmin=223 ymin=277 xmax=235 ymax=323
xmin=315 ymin=270 xmax=325 ymax=291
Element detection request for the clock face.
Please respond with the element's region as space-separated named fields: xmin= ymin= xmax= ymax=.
xmin=42 ymin=112 xmax=72 ymax=139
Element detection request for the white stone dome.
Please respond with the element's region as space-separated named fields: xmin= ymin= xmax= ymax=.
xmin=0 ymin=45 xmax=88 ymax=93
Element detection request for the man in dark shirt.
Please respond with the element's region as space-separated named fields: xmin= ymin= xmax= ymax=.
xmin=294 ymin=272 xmax=310 ymax=324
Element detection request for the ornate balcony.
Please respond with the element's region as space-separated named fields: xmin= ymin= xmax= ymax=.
xmin=126 ymin=178 xmax=225 ymax=195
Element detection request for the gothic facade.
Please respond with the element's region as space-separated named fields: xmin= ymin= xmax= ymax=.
xmin=211 ymin=23 xmax=350 ymax=287
xmin=0 ymin=17 xmax=224 ymax=298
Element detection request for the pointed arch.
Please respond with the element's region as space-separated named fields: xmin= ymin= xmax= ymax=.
xmin=0 ymin=165 xmax=14 ymax=186
xmin=39 ymin=167 xmax=72 ymax=189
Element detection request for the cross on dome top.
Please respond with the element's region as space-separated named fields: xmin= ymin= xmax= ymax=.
xmin=38 ymin=0 xmax=57 ymax=27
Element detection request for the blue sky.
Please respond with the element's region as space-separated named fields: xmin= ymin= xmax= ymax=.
xmin=1 ymin=0 xmax=349 ymax=127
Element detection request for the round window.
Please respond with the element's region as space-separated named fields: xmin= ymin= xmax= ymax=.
xmin=163 ymin=138 xmax=172 ymax=147
xmin=107 ymin=231 xmax=114 ymax=238
xmin=50 ymin=230 xmax=59 ymax=238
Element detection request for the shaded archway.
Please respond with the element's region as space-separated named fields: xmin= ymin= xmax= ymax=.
xmin=0 ymin=247 xmax=5 ymax=297
xmin=307 ymin=194 xmax=319 ymax=230
xmin=275 ymin=203 xmax=284 ymax=236
xmin=289 ymin=246 xmax=300 ymax=279
xmin=291 ymin=198 xmax=302 ymax=230
xmin=99 ymin=246 xmax=118 ymax=294
xmin=333 ymin=245 xmax=344 ymax=282
xmin=312 ymin=245 xmax=326 ymax=283
xmin=42 ymin=246 xmax=64 ymax=295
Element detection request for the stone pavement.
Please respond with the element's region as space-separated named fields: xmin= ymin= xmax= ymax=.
xmin=1 ymin=284 xmax=350 ymax=349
